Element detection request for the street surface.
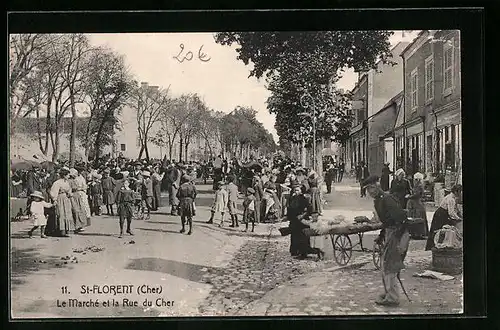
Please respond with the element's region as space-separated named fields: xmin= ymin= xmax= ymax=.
xmin=10 ymin=178 xmax=461 ymax=318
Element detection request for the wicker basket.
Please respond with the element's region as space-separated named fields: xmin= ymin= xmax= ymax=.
xmin=432 ymin=247 xmax=463 ymax=275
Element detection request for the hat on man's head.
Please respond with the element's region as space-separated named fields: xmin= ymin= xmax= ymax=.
xmin=361 ymin=175 xmax=380 ymax=189
xmin=142 ymin=171 xmax=151 ymax=177
xmin=247 ymin=187 xmax=255 ymax=194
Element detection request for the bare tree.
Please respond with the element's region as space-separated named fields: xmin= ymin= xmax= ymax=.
xmin=54 ymin=34 xmax=92 ymax=166
xmin=81 ymin=47 xmax=132 ymax=162
xmin=9 ymin=34 xmax=58 ymax=125
xmin=180 ymin=94 xmax=206 ymax=162
xmin=129 ymin=83 xmax=172 ymax=161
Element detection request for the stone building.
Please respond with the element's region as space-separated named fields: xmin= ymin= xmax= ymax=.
xmin=395 ymin=30 xmax=462 ymax=177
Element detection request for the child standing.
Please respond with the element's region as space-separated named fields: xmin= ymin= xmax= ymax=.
xmin=27 ymin=191 xmax=53 ymax=238
xmin=115 ymin=179 xmax=135 ymax=238
xmin=207 ymin=181 xmax=228 ymax=227
xmin=243 ymin=187 xmax=256 ymax=232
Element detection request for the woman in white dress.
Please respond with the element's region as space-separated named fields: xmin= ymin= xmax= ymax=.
xmin=49 ymin=168 xmax=74 ymax=237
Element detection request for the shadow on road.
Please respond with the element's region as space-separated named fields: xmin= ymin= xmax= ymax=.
xmin=126 ymin=257 xmax=223 ymax=283
xmin=77 ymin=232 xmax=115 ymax=237
xmin=144 ymin=220 xmax=180 ymax=225
xmin=10 ymin=247 xmax=73 ymax=290
xmin=135 ymin=227 xmax=183 ymax=235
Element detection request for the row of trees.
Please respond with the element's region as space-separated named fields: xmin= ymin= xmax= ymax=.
xmin=214 ymin=31 xmax=395 ymax=170
xmin=10 ymin=34 xmax=133 ymax=165
xmin=10 ymin=33 xmax=276 ymax=166
xmin=148 ymin=94 xmax=277 ymax=162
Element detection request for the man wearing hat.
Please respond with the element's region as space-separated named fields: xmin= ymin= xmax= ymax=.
xmin=177 ymin=174 xmax=197 ymax=235
xmin=362 ymin=175 xmax=410 ymax=307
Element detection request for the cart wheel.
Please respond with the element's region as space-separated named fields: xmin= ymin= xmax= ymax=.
xmin=332 ymin=234 xmax=352 ymax=266
xmin=372 ymin=241 xmax=382 ymax=270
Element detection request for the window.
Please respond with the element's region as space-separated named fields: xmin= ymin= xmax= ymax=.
xmin=410 ymin=68 xmax=418 ymax=110
xmin=443 ymin=38 xmax=454 ymax=93
xmin=120 ymin=144 xmax=126 ymax=151
xmin=425 ymin=55 xmax=434 ymax=101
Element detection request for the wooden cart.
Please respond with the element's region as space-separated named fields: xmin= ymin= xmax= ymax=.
xmin=304 ymin=217 xmax=425 ymax=268
xmin=304 ymin=222 xmax=384 ymax=267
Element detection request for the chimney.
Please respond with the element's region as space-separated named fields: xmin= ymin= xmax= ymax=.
xmin=141 ymin=82 xmax=149 ymax=89
xmin=149 ymin=86 xmax=159 ymax=92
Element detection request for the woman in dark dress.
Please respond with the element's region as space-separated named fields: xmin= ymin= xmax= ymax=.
xmin=390 ymin=168 xmax=412 ymax=208
xmin=380 ymin=163 xmax=392 ymax=192
xmin=425 ymin=184 xmax=463 ymax=250
xmin=307 ymin=171 xmax=322 ymax=215
xmin=287 ymin=182 xmax=322 ymax=259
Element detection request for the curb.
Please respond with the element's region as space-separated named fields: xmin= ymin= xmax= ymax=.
xmin=198 ymin=223 xmax=284 ymax=239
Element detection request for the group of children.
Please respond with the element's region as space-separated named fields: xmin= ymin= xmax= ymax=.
xmin=207 ymin=175 xmax=257 ymax=232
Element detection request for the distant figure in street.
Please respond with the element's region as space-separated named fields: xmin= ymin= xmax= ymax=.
xmin=242 ymin=187 xmax=256 ymax=232
xmin=207 ymin=180 xmax=228 ymax=227
xmin=116 ymin=179 xmax=135 ymax=238
xmin=166 ymin=164 xmax=181 ymax=216
xmin=406 ymin=172 xmax=429 ymax=239
xmin=227 ymin=175 xmax=239 ymax=227
xmin=426 ymin=184 xmax=463 ymax=251
xmin=337 ymin=159 xmax=345 ymax=182
xmin=390 ymin=169 xmax=412 ymax=208
xmin=252 ymin=173 xmax=264 ymax=223
xmin=102 ymin=169 xmax=116 ymax=216
xmin=141 ymin=171 xmax=153 ymax=220
xmin=355 ymin=162 xmax=362 ymax=183
xmin=151 ymin=166 xmax=164 ymax=211
xmin=325 ymin=163 xmax=335 ymax=194
xmin=177 ymin=174 xmax=197 ymax=235
xmin=381 ymin=163 xmax=393 ymax=192
xmin=359 ymin=161 xmax=370 ymax=197
xmin=363 ymin=175 xmax=410 ymax=307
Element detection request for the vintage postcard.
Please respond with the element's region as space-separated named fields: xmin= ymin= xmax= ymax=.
xmin=9 ymin=29 xmax=464 ymax=318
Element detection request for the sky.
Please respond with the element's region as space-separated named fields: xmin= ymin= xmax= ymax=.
xmin=88 ymin=31 xmax=419 ymax=142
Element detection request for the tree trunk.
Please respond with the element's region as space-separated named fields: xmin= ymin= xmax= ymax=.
xmin=52 ymin=128 xmax=60 ymax=162
xmin=185 ymin=142 xmax=189 ymax=162
xmin=179 ymin=132 xmax=184 ymax=162
xmin=168 ymin=141 xmax=173 ymax=161
xmin=145 ymin=142 xmax=150 ymax=161
xmin=69 ymin=92 xmax=77 ymax=167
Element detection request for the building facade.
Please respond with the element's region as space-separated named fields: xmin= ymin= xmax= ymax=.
xmin=396 ymin=30 xmax=461 ymax=177
xmin=367 ymin=92 xmax=403 ymax=177
xmin=113 ymin=82 xmax=222 ymax=161
xmin=344 ymin=41 xmax=409 ymax=172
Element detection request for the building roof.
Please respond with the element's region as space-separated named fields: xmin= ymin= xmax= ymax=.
xmin=400 ymin=30 xmax=428 ymax=56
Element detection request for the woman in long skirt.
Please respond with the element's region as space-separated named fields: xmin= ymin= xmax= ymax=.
xmin=49 ymin=168 xmax=74 ymax=237
xmin=69 ymin=169 xmax=89 ymax=233
xmin=425 ymin=184 xmax=463 ymax=251
xmin=151 ymin=167 xmax=164 ymax=211
xmin=406 ymin=172 xmax=429 ymax=239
